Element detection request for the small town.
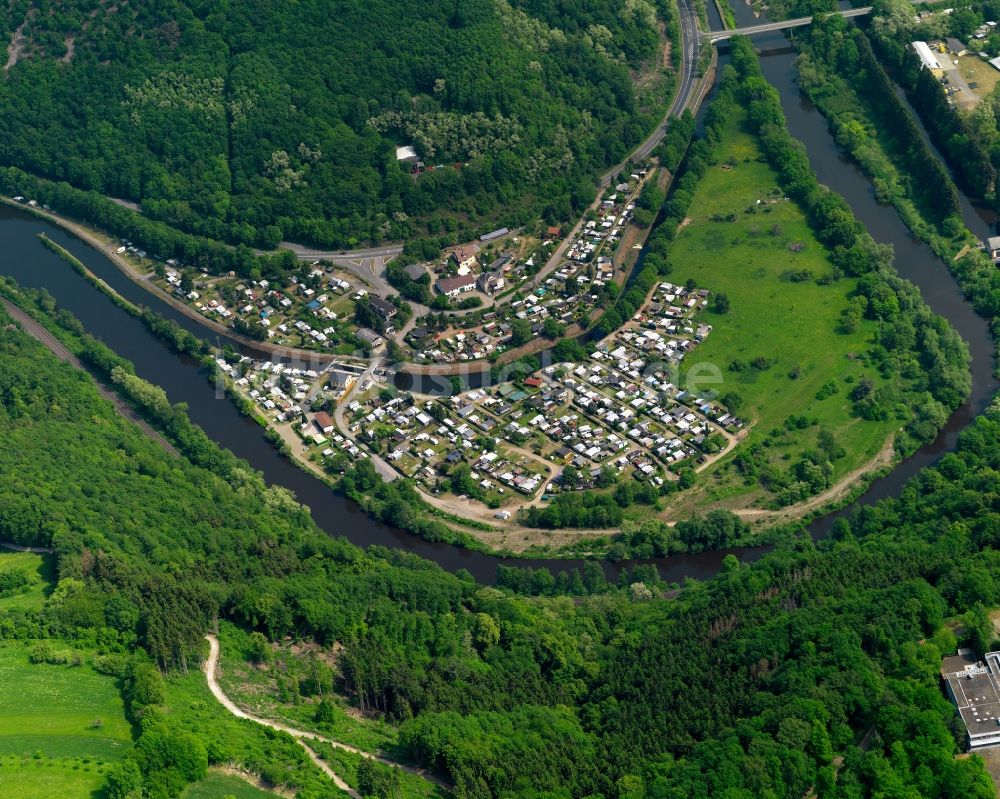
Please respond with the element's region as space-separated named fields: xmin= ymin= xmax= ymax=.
xmin=221 ymin=272 xmax=745 ymax=521
xmin=7 ymin=0 xmax=1000 ymax=795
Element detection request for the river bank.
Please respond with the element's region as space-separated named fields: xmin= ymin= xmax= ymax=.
xmin=0 ymin=24 xmax=994 ymax=584
xmin=0 ymin=197 xmax=339 ymax=365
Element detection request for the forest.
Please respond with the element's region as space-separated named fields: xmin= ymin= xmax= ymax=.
xmin=1 ymin=18 xmax=1000 ymax=799
xmin=2 ymin=240 xmax=1000 ymax=798
xmin=0 ymin=0 xmax=673 ymax=250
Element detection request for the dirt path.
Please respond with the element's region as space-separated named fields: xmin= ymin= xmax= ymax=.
xmin=2 ymin=297 xmax=178 ymax=455
xmin=733 ymin=435 xmax=896 ymax=523
xmin=203 ymin=635 xmax=449 ymax=794
xmin=5 ymin=17 xmax=28 ymax=74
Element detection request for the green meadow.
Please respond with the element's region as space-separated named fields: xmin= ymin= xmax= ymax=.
xmin=0 ymin=756 xmax=109 ymax=799
xmin=182 ymin=769 xmax=278 ymax=799
xmin=668 ymin=109 xmax=896 ymax=509
xmin=0 ymin=646 xmax=133 ymax=761
xmin=0 ymin=551 xmax=53 ymax=611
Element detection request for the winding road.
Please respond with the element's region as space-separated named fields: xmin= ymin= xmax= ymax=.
xmin=202 ymin=635 xmax=448 ymax=796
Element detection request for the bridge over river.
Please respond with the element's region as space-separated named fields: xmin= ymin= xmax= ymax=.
xmin=702 ymin=6 xmax=872 ymax=41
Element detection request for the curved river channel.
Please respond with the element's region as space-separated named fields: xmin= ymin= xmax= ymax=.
xmin=0 ymin=21 xmax=994 ymax=584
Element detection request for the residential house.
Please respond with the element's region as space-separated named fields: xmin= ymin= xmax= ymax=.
xmin=987 ymin=236 xmax=1000 ymax=263
xmin=477 ymin=271 xmax=505 ymax=295
xmin=356 ymin=328 xmax=384 ymax=348
xmin=947 ymin=37 xmax=969 ymax=56
xmin=368 ymin=295 xmax=397 ymax=320
xmin=451 ymin=244 xmax=480 ymax=272
xmin=436 ymin=274 xmax=477 ymax=297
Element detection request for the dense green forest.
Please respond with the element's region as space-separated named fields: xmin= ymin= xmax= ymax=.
xmin=2 ymin=258 xmax=1000 ymax=799
xmin=0 ymin=0 xmax=672 ymax=249
xmin=1 ymin=36 xmax=1000 ymax=799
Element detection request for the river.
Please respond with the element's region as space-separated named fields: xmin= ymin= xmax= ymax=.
xmin=0 ymin=15 xmax=994 ymax=584
xmin=717 ymin=5 xmax=997 ymax=541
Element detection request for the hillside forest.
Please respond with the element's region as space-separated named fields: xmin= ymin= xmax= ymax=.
xmin=1 ymin=37 xmax=1000 ymax=799
xmin=0 ymin=0 xmax=673 ymax=249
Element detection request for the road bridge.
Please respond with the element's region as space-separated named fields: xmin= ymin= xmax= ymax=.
xmin=701 ymin=6 xmax=872 ymax=41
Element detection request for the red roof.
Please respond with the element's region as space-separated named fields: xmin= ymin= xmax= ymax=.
xmin=524 ymin=377 xmax=542 ymax=387
xmin=314 ymin=411 xmax=334 ymax=430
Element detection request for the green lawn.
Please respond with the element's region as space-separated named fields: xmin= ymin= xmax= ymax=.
xmin=0 ymin=551 xmax=53 ymax=611
xmin=182 ymin=769 xmax=278 ymax=799
xmin=0 ymin=646 xmax=133 ymax=760
xmin=669 ymin=109 xmax=896 ymax=508
xmin=0 ymin=756 xmax=109 ymax=799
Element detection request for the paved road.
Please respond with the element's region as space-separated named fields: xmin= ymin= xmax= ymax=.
xmin=328 ymin=254 xmax=395 ymax=297
xmin=703 ymin=6 xmax=873 ymax=40
xmin=0 ymin=541 xmax=54 ymax=554
xmin=279 ymin=240 xmax=403 ymax=262
xmin=332 ymin=356 xmax=401 ymax=483
xmin=1 ymin=297 xmax=178 ymax=455
xmin=600 ymin=0 xmax=699 ymax=187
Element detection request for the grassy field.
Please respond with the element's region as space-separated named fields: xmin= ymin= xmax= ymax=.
xmin=0 ymin=646 xmax=133 ymax=761
xmin=0 ymin=756 xmax=109 ymax=799
xmin=0 ymin=551 xmax=53 ymax=611
xmin=182 ymin=769 xmax=278 ymax=799
xmin=957 ymin=53 xmax=1000 ymax=102
xmin=668 ymin=109 xmax=896 ymax=510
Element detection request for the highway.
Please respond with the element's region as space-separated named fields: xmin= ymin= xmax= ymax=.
xmin=600 ymin=0 xmax=700 ymax=187
xmin=703 ymin=6 xmax=873 ymax=41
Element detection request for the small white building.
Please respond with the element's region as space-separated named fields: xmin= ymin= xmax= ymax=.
xmin=911 ymin=41 xmax=944 ymax=76
xmin=395 ymin=145 xmax=419 ymax=163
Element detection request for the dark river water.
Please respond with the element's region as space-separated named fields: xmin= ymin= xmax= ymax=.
xmin=0 ymin=13 xmax=994 ymax=584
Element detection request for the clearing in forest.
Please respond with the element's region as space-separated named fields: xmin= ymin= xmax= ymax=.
xmin=0 ymin=550 xmax=52 ymax=611
xmin=181 ymin=769 xmax=281 ymax=799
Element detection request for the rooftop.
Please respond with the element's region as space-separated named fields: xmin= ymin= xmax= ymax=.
xmin=943 ymin=649 xmax=1000 ymax=747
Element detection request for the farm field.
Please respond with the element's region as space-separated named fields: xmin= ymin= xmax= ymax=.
xmin=0 ymin=551 xmax=52 ymax=611
xmin=666 ymin=109 xmax=896 ymax=509
xmin=0 ymin=645 xmax=132 ymax=761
